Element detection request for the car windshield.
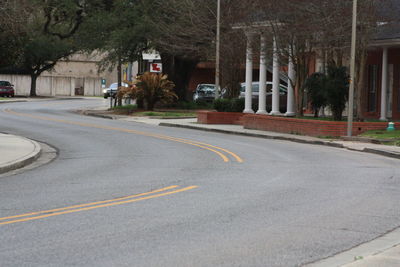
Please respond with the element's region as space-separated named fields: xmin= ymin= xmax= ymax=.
xmin=197 ymin=85 xmax=215 ymax=93
xmin=109 ymin=83 xmax=127 ymax=89
xmin=241 ymin=83 xmax=285 ymax=93
xmin=240 ymin=84 xmax=260 ymax=93
xmin=0 ymin=81 xmax=11 ymax=86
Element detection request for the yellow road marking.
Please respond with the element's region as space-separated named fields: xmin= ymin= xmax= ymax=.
xmin=4 ymin=109 xmax=242 ymax=163
xmin=161 ymin=136 xmax=243 ymax=163
xmin=0 ymin=186 xmax=198 ymax=226
xmin=0 ymin=185 xmax=178 ymax=222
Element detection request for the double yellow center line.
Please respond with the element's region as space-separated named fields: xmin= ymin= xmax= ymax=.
xmin=0 ymin=185 xmax=197 ymax=226
xmin=4 ymin=109 xmax=243 ymax=163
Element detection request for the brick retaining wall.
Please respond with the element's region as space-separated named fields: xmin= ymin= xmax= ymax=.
xmin=197 ymin=111 xmax=399 ymax=137
xmin=197 ymin=111 xmax=244 ymax=125
xmin=243 ymin=114 xmax=400 ymax=137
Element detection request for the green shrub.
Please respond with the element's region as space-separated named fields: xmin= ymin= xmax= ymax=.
xmin=185 ymin=100 xmax=212 ymax=109
xmin=304 ymin=72 xmax=327 ymax=117
xmin=231 ymin=98 xmax=245 ymax=112
xmin=160 ymin=100 xmax=212 ymax=110
xmin=304 ymin=66 xmax=349 ymax=121
xmin=111 ymin=104 xmax=137 ymax=114
xmin=213 ymin=98 xmax=251 ymax=112
xmin=252 ymin=101 xmax=259 ymax=113
xmin=325 ymin=66 xmax=349 ymax=121
xmin=213 ymin=98 xmax=232 ymax=112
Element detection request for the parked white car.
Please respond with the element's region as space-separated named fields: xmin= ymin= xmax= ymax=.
xmin=239 ymin=82 xmax=288 ymax=111
xmin=239 ymin=82 xmax=287 ymax=98
xmin=103 ymin=82 xmax=128 ymax=98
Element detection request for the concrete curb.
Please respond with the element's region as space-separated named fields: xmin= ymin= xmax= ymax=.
xmin=306 ymin=227 xmax=400 ymax=266
xmin=160 ymin=122 xmax=345 ymax=147
xmin=362 ymin=147 xmax=400 ymax=159
xmin=78 ymin=110 xmax=116 ymax=120
xmin=160 ymin=122 xmax=400 ymax=160
xmin=0 ymin=100 xmax=28 ymax=104
xmin=0 ymin=135 xmax=42 ymax=174
xmin=80 ymin=110 xmax=400 ymax=161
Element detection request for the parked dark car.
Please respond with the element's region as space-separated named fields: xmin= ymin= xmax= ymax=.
xmin=193 ymin=84 xmax=219 ymax=102
xmin=239 ymin=82 xmax=287 ymax=112
xmin=0 ymin=81 xmax=15 ymax=97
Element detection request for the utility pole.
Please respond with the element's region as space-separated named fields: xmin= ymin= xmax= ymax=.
xmin=214 ymin=0 xmax=221 ymax=99
xmin=347 ymin=0 xmax=357 ymax=136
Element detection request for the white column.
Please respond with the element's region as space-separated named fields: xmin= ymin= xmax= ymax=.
xmin=285 ymin=47 xmax=296 ymax=116
xmin=257 ymin=33 xmax=268 ymax=114
xmin=244 ymin=32 xmax=254 ymax=113
xmin=270 ymin=38 xmax=282 ymax=115
xmin=380 ymin=47 xmax=388 ymax=121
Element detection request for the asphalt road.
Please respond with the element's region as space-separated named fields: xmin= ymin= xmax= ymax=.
xmin=1 ymin=98 xmax=399 ymax=267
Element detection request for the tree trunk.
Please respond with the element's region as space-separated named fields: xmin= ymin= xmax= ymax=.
xmin=146 ymin=100 xmax=154 ymax=111
xmin=161 ymin=53 xmax=198 ymax=101
xmin=355 ymin=51 xmax=367 ymax=121
xmin=295 ymin=63 xmax=307 ymax=117
xmin=314 ymin=108 xmax=319 ymax=118
xmin=117 ymin=59 xmax=122 ymax=106
xmin=30 ymin=74 xmax=38 ymax=97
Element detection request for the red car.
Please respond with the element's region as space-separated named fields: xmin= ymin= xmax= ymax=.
xmin=0 ymin=81 xmax=15 ymax=97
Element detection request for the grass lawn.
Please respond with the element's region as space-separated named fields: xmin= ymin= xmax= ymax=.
xmin=110 ymin=104 xmax=138 ymax=114
xmin=297 ymin=116 xmax=338 ymax=121
xmin=359 ymin=129 xmax=400 ymax=140
xmin=297 ymin=116 xmax=383 ymax=122
xmin=109 ymin=104 xmax=197 ymax=117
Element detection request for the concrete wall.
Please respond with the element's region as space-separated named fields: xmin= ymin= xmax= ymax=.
xmin=0 ymin=74 xmax=102 ymax=96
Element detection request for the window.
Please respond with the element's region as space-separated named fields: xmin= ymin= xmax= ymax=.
xmin=0 ymin=81 xmax=11 ymax=86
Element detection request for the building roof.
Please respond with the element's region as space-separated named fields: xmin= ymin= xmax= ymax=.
xmin=374 ymin=0 xmax=400 ymax=41
xmin=374 ymin=22 xmax=400 ymax=41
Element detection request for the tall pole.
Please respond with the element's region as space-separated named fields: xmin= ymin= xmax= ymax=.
xmin=215 ymin=0 xmax=221 ymax=99
xmin=347 ymin=0 xmax=357 ymax=136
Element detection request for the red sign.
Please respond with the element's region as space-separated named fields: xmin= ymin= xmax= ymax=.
xmin=150 ymin=63 xmax=162 ymax=73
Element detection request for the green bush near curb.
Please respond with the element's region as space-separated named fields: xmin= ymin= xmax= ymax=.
xmin=111 ymin=104 xmax=138 ymax=114
xmin=213 ymin=98 xmax=247 ymax=112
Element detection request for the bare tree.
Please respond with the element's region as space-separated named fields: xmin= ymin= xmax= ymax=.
xmin=239 ymin=0 xmax=396 ymax=117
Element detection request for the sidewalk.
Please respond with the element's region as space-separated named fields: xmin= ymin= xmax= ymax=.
xmin=0 ymin=133 xmax=41 ymax=174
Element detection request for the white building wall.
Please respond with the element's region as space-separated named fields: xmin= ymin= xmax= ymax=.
xmin=0 ymin=74 xmax=102 ymax=96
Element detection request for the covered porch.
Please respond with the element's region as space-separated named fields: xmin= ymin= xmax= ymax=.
xmin=233 ymin=24 xmax=296 ymax=117
xmin=365 ymin=38 xmax=400 ymax=121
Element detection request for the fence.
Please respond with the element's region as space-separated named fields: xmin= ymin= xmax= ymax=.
xmin=0 ymin=74 xmax=102 ymax=96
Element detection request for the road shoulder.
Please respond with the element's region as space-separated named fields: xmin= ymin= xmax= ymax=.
xmin=307 ymin=227 xmax=400 ymax=266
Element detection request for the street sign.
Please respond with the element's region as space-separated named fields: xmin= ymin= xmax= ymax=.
xmin=150 ymin=63 xmax=162 ymax=73
xmin=101 ymin=79 xmax=106 ymax=88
